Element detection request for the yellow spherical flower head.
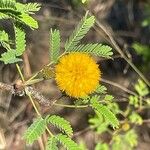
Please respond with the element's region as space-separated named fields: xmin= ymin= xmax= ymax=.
xmin=55 ymin=52 xmax=101 ymax=98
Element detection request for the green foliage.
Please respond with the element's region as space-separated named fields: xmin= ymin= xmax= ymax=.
xmin=46 ymin=137 xmax=58 ymax=150
xmin=50 ymin=29 xmax=61 ymax=63
xmin=0 ymin=26 xmax=26 ymax=64
xmin=89 ymin=111 xmax=109 ymax=134
xmin=46 ymin=115 xmax=73 ymax=137
xmin=132 ymin=42 xmax=150 ymax=62
xmin=124 ymin=130 xmax=138 ymax=147
xmin=19 ymin=13 xmax=38 ymax=29
xmin=0 ymin=50 xmax=22 ymax=64
xmin=15 ymin=26 xmax=26 ymax=56
xmin=112 ymin=130 xmax=138 ymax=150
xmin=79 ymin=141 xmax=88 ymax=150
xmin=104 ymin=95 xmax=114 ymax=101
xmin=141 ymin=3 xmax=150 ymax=27
xmin=135 ymin=79 xmax=149 ymax=97
xmin=0 ymin=0 xmax=40 ymax=29
xmin=0 ymin=30 xmax=11 ymax=50
xmin=129 ymin=112 xmax=143 ymax=125
xmin=16 ymin=2 xmax=41 ymax=14
xmin=23 ymin=117 xmax=46 ymax=144
xmin=0 ymin=0 xmax=18 ymax=14
xmin=95 ymin=143 xmax=109 ymax=150
xmin=72 ymin=44 xmax=113 ymax=58
xmin=0 ymin=0 xmax=40 ymax=64
xmin=55 ymin=134 xmax=81 ymax=150
xmin=81 ymin=0 xmax=88 ymax=4
xmin=95 ymin=85 xmax=107 ymax=94
xmin=90 ymin=95 xmax=119 ymax=128
xmin=129 ymin=95 xmax=139 ymax=108
xmin=65 ymin=12 xmax=95 ymax=51
xmin=129 ymin=79 xmax=149 ymax=109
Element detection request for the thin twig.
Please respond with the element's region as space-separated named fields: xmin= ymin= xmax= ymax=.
xmin=101 ymin=78 xmax=137 ymax=96
xmin=94 ymin=20 xmax=150 ymax=87
xmin=0 ymin=82 xmax=14 ymax=93
xmin=16 ymin=64 xmax=25 ymax=82
xmin=54 ymin=103 xmax=89 ymax=108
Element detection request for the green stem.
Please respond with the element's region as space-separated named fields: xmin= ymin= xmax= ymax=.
xmin=16 ymin=64 xmax=25 ymax=82
xmin=25 ymin=78 xmax=44 ymax=86
xmin=16 ymin=64 xmax=54 ymax=137
xmin=54 ymin=103 xmax=89 ymax=108
xmin=26 ymin=91 xmax=41 ymax=116
xmin=26 ymin=52 xmax=66 ymax=83
xmin=26 ymin=90 xmax=53 ymax=137
xmin=26 ymin=62 xmax=53 ymax=82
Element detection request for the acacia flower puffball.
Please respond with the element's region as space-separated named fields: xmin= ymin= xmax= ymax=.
xmin=55 ymin=53 xmax=101 ymax=98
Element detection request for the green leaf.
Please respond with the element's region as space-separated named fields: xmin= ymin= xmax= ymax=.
xmin=65 ymin=12 xmax=95 ymax=51
xmin=95 ymin=143 xmax=109 ymax=150
xmin=50 ymin=29 xmax=60 ymax=63
xmin=19 ymin=13 xmax=38 ymax=29
xmin=124 ymin=130 xmax=138 ymax=147
xmin=82 ymin=0 xmax=88 ymax=4
xmin=0 ymin=50 xmax=22 ymax=64
xmin=16 ymin=3 xmax=41 ymax=14
xmin=129 ymin=112 xmax=143 ymax=125
xmin=23 ymin=117 xmax=46 ymax=144
xmin=129 ymin=95 xmax=139 ymax=108
xmin=95 ymin=85 xmax=107 ymax=94
xmin=135 ymin=79 xmax=149 ymax=96
xmin=71 ymin=44 xmax=113 ymax=58
xmin=46 ymin=115 xmax=73 ymax=137
xmin=46 ymin=137 xmax=58 ymax=150
xmin=0 ymin=30 xmax=11 ymax=50
xmin=112 ymin=130 xmax=138 ymax=150
xmin=0 ymin=0 xmax=16 ymax=11
xmin=90 ymin=95 xmax=119 ymax=128
xmin=132 ymin=42 xmax=150 ymax=61
xmin=104 ymin=95 xmax=114 ymax=101
xmin=89 ymin=111 xmax=108 ymax=134
xmin=0 ymin=30 xmax=9 ymax=42
xmin=0 ymin=0 xmax=21 ymax=17
xmin=0 ymin=12 xmax=9 ymax=19
xmin=15 ymin=26 xmax=26 ymax=56
xmin=55 ymin=134 xmax=81 ymax=150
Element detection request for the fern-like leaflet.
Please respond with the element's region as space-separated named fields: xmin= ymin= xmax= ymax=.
xmin=65 ymin=12 xmax=95 ymax=51
xmin=23 ymin=117 xmax=46 ymax=144
xmin=0 ymin=0 xmax=17 ymax=12
xmin=0 ymin=0 xmax=40 ymax=29
xmin=19 ymin=13 xmax=38 ymax=29
xmin=0 ymin=50 xmax=22 ymax=64
xmin=71 ymin=43 xmax=113 ymax=58
xmin=15 ymin=26 xmax=26 ymax=56
xmin=90 ymin=95 xmax=119 ymax=128
xmin=50 ymin=29 xmax=60 ymax=63
xmin=0 ymin=30 xmax=11 ymax=50
xmin=0 ymin=0 xmax=21 ymax=18
xmin=16 ymin=3 xmax=41 ymax=14
xmin=55 ymin=134 xmax=81 ymax=150
xmin=95 ymin=85 xmax=107 ymax=94
xmin=46 ymin=137 xmax=58 ymax=150
xmin=46 ymin=115 xmax=73 ymax=137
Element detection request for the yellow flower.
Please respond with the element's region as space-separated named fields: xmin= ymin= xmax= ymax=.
xmin=55 ymin=52 xmax=101 ymax=98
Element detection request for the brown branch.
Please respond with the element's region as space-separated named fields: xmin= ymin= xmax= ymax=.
xmin=101 ymin=78 xmax=137 ymax=96
xmin=0 ymin=82 xmax=14 ymax=94
xmin=0 ymin=82 xmax=56 ymax=107
xmin=25 ymin=86 xmax=56 ymax=107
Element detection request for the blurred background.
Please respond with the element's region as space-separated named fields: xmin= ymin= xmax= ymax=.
xmin=0 ymin=0 xmax=149 ymax=149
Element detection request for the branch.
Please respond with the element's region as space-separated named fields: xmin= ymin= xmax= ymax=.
xmin=0 ymin=81 xmax=56 ymax=107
